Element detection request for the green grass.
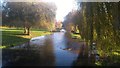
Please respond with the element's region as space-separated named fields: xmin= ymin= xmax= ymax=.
xmin=70 ymin=32 xmax=120 ymax=66
xmin=1 ymin=27 xmax=51 ymax=48
xmin=71 ymin=33 xmax=84 ymax=41
xmin=71 ymin=33 xmax=81 ymax=38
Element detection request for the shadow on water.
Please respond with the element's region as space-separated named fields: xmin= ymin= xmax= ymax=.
xmin=2 ymin=32 xmax=83 ymax=67
xmin=72 ymin=44 xmax=97 ymax=66
xmin=2 ymin=39 xmax=55 ymax=67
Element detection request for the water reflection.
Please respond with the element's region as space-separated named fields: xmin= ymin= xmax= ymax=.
xmin=52 ymin=32 xmax=78 ymax=66
xmin=2 ymin=32 xmax=81 ymax=67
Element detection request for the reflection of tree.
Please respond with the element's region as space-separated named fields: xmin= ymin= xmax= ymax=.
xmin=73 ymin=44 xmax=96 ymax=66
xmin=39 ymin=36 xmax=55 ymax=66
xmin=63 ymin=32 xmax=72 ymax=49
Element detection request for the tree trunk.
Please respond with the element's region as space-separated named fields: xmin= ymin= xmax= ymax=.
xmin=24 ymin=27 xmax=27 ymax=34
xmin=90 ymin=22 xmax=93 ymax=50
xmin=27 ymin=27 xmax=30 ymax=35
xmin=74 ymin=25 xmax=77 ymax=33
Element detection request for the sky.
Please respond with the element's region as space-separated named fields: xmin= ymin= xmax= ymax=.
xmin=43 ymin=0 xmax=119 ymax=22
xmin=0 ymin=0 xmax=78 ymax=22
xmin=54 ymin=0 xmax=76 ymax=22
xmin=43 ymin=0 xmax=77 ymax=22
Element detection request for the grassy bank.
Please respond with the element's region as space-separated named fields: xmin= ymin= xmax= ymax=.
xmin=71 ymin=33 xmax=84 ymax=42
xmin=1 ymin=27 xmax=51 ymax=48
xmin=71 ymin=32 xmax=120 ymax=66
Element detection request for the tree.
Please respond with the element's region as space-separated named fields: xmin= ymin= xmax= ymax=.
xmin=65 ymin=1 xmax=120 ymax=65
xmin=2 ymin=2 xmax=57 ymax=35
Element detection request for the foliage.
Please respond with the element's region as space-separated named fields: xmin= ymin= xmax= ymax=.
xmin=2 ymin=2 xmax=56 ymax=35
xmin=64 ymin=1 xmax=120 ymax=65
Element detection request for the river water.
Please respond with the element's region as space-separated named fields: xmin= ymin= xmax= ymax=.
xmin=2 ymin=32 xmax=83 ymax=67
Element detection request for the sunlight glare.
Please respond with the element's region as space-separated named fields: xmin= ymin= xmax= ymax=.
xmin=43 ymin=0 xmax=77 ymax=22
xmin=54 ymin=0 xmax=74 ymax=22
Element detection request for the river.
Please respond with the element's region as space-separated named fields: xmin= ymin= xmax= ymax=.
xmin=2 ymin=32 xmax=84 ymax=67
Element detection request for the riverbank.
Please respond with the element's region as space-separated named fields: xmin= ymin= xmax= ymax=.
xmin=70 ymin=32 xmax=120 ymax=66
xmin=1 ymin=27 xmax=51 ymax=48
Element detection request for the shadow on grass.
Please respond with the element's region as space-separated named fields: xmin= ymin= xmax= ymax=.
xmin=4 ymin=28 xmax=23 ymax=30
xmin=2 ymin=31 xmax=22 ymax=35
xmin=2 ymin=31 xmax=30 ymax=48
xmin=2 ymin=35 xmax=29 ymax=48
xmin=14 ymin=34 xmax=29 ymax=35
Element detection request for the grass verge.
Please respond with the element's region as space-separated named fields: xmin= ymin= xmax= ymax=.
xmin=1 ymin=27 xmax=51 ymax=48
xmin=71 ymin=33 xmax=84 ymax=41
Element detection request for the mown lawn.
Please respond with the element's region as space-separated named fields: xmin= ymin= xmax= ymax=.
xmin=1 ymin=27 xmax=51 ymax=48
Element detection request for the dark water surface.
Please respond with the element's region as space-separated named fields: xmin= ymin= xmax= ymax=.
xmin=2 ymin=32 xmax=83 ymax=67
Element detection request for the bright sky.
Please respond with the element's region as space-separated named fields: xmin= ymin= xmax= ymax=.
xmin=43 ymin=0 xmax=77 ymax=22
xmin=54 ymin=0 xmax=75 ymax=22
xmin=1 ymin=0 xmax=77 ymax=22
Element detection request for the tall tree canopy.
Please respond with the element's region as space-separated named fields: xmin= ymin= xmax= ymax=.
xmin=2 ymin=2 xmax=57 ymax=35
xmin=64 ymin=1 xmax=120 ymax=64
xmin=77 ymin=2 xmax=120 ymax=52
